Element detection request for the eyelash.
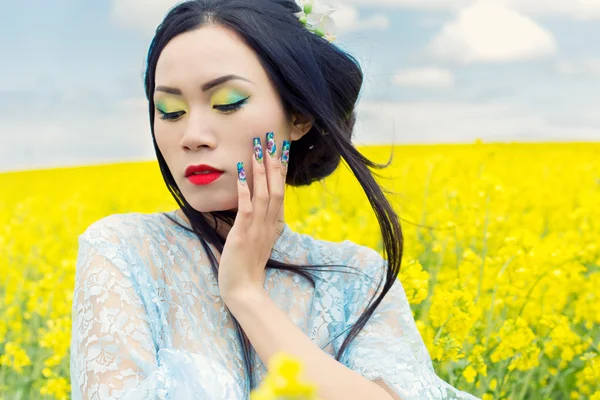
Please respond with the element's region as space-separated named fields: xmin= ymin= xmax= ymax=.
xmin=156 ymin=96 xmax=250 ymax=121
xmin=215 ymin=96 xmax=250 ymax=113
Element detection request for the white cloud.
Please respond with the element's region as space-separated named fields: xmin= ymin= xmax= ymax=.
xmin=352 ymin=100 xmax=600 ymax=145
xmin=331 ymin=3 xmax=391 ymax=32
xmin=504 ymin=0 xmax=600 ymax=20
xmin=427 ymin=2 xmax=557 ymax=64
xmin=557 ymin=59 xmax=600 ymax=77
xmin=343 ymin=0 xmax=470 ymax=11
xmin=344 ymin=0 xmax=600 ymax=20
xmin=393 ymin=67 xmax=454 ymax=87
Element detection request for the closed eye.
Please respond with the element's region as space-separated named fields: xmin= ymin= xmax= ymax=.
xmin=156 ymin=95 xmax=250 ymax=121
xmin=214 ymin=96 xmax=250 ymax=114
xmin=157 ymin=109 xmax=185 ymax=121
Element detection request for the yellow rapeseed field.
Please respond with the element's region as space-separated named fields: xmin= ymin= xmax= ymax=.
xmin=0 ymin=142 xmax=599 ymax=399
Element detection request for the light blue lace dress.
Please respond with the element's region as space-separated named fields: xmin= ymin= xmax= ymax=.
xmin=70 ymin=210 xmax=480 ymax=400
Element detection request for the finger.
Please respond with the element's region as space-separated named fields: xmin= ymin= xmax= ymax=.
xmin=235 ymin=161 xmax=252 ymax=230
xmin=264 ymin=132 xmax=285 ymax=223
xmin=251 ymin=137 xmax=269 ymax=221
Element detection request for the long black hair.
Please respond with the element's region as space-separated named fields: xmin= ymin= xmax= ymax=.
xmin=143 ymin=0 xmax=403 ymax=393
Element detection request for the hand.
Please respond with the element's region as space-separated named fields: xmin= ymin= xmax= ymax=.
xmin=218 ymin=132 xmax=291 ymax=302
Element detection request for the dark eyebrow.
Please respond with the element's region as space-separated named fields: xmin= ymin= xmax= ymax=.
xmin=155 ymin=74 xmax=253 ymax=95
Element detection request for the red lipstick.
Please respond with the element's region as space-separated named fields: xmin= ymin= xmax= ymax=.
xmin=185 ymin=164 xmax=224 ymax=186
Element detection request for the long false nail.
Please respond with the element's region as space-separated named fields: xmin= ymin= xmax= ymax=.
xmin=281 ymin=140 xmax=291 ymax=167
xmin=237 ymin=162 xmax=247 ymax=185
xmin=266 ymin=132 xmax=276 ymax=157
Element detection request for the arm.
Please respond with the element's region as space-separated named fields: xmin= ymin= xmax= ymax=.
xmin=223 ymin=289 xmax=395 ymax=400
xmin=70 ymin=219 xmax=214 ymax=399
xmin=374 ymin=379 xmax=403 ymax=400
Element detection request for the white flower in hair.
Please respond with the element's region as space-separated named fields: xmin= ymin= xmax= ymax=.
xmin=294 ymin=0 xmax=338 ymax=42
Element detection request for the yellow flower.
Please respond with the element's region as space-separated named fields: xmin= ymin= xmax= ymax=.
xmin=39 ymin=317 xmax=71 ymax=367
xmin=40 ymin=377 xmax=70 ymax=400
xmin=250 ymin=352 xmax=321 ymax=400
xmin=462 ymin=365 xmax=477 ymax=383
xmin=432 ymin=335 xmax=464 ymax=362
xmin=399 ymin=258 xmax=429 ymax=305
xmin=0 ymin=342 xmax=31 ymax=374
xmin=429 ymin=288 xmax=480 ymax=343
xmin=490 ymin=317 xmax=540 ymax=371
xmin=2 ymin=142 xmax=600 ymax=397
xmin=468 ymin=345 xmax=488 ymax=377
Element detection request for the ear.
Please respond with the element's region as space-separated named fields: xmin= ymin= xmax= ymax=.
xmin=289 ymin=113 xmax=314 ymax=141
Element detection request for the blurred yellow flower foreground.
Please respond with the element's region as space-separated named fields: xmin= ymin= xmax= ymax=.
xmin=0 ymin=142 xmax=599 ymax=399
xmin=250 ymin=352 xmax=320 ymax=400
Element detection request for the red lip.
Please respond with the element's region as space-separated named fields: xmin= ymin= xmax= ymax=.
xmin=187 ymin=171 xmax=223 ymax=186
xmin=185 ymin=164 xmax=223 ymax=177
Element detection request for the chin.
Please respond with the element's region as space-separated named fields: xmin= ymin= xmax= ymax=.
xmin=186 ymin=196 xmax=238 ymax=213
xmin=179 ymin=181 xmax=237 ymax=211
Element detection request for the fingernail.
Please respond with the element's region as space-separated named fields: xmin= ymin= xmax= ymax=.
xmin=266 ymin=132 xmax=276 ymax=157
xmin=253 ymin=137 xmax=263 ymax=164
xmin=237 ymin=162 xmax=247 ymax=185
xmin=281 ymin=140 xmax=291 ymax=167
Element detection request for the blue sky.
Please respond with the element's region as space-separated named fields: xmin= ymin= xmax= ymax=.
xmin=1 ymin=0 xmax=599 ymax=172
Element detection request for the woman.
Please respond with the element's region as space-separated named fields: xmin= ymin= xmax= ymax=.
xmin=70 ymin=0 xmax=481 ymax=399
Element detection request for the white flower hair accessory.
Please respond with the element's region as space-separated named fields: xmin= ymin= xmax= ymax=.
xmin=294 ymin=0 xmax=338 ymax=43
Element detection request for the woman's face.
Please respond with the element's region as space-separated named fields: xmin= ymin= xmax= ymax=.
xmin=153 ymin=24 xmax=310 ymax=213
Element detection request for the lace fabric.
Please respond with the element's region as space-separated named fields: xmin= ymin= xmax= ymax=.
xmin=70 ymin=210 xmax=480 ymax=400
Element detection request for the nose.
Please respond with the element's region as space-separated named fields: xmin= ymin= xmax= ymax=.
xmin=180 ymin=111 xmax=217 ymax=150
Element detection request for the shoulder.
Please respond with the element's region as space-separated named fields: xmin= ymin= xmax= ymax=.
xmin=77 ymin=212 xmax=171 ymax=280
xmin=299 ymin=233 xmax=385 ymax=283
xmin=77 ymin=212 xmax=153 ymax=259
xmin=78 ymin=210 xmax=186 ymax=262
xmin=80 ymin=211 xmax=171 ymax=241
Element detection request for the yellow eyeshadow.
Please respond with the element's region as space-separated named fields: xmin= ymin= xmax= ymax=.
xmin=210 ymin=88 xmax=248 ymax=106
xmin=155 ymin=97 xmax=189 ymax=113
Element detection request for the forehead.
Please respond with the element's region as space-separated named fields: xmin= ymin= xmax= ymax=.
xmin=155 ymin=24 xmax=263 ymax=85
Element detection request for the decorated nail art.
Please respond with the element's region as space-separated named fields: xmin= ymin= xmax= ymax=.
xmin=237 ymin=162 xmax=247 ymax=184
xmin=253 ymin=137 xmax=263 ymax=164
xmin=266 ymin=132 xmax=276 ymax=157
xmin=281 ymin=140 xmax=291 ymax=167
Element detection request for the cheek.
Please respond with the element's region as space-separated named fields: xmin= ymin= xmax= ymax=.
xmin=154 ymin=124 xmax=168 ymax=151
xmin=154 ymin=114 xmax=180 ymax=139
xmin=153 ymin=120 xmax=179 ymax=164
xmin=245 ymin=97 xmax=290 ymax=136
